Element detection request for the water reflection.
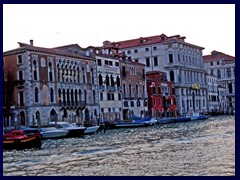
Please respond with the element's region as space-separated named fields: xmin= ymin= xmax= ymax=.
xmin=3 ymin=116 xmax=235 ymax=176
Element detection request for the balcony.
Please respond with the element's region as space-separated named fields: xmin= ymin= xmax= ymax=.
xmin=117 ymin=86 xmax=122 ymax=91
xmin=142 ymin=93 xmax=148 ymax=99
xmin=109 ymin=86 xmax=116 ymax=92
xmin=123 ymin=93 xmax=130 ymax=99
xmin=60 ymin=101 xmax=86 ymax=108
xmin=15 ymin=80 xmax=25 ymax=88
xmin=99 ymin=85 xmax=105 ymax=91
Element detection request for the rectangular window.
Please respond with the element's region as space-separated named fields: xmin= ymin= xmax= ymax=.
xmin=118 ymin=93 xmax=121 ymax=100
xmin=100 ymin=93 xmax=103 ymax=100
xmin=145 ymin=48 xmax=149 ymax=52
xmin=115 ymin=62 xmax=119 ymax=66
xmin=18 ymin=70 xmax=23 ymax=80
xmin=109 ymin=61 xmax=113 ymax=66
xmin=134 ymin=49 xmax=138 ymax=53
xmin=135 ymin=59 xmax=138 ymax=63
xmin=18 ymin=91 xmax=24 ymax=106
xmin=108 ymin=108 xmax=111 ymax=112
xmin=97 ymin=59 xmax=102 ymax=66
xmin=105 ymin=60 xmax=108 ymax=65
xmin=146 ymin=58 xmax=150 ymax=67
xmin=101 ymin=108 xmax=104 ymax=113
xmin=159 ymin=98 xmax=162 ymax=106
xmin=153 ymin=47 xmax=157 ymax=51
xmin=169 ymin=54 xmax=173 ymax=63
xmin=131 ymin=101 xmax=134 ymax=107
xmin=17 ymin=55 xmax=23 ymax=64
xmin=153 ymin=98 xmax=156 ymax=106
xmin=152 ymin=87 xmax=156 ymax=94
xmin=127 ymin=50 xmax=131 ymax=54
xmin=154 ymin=57 xmax=158 ymax=66
xmin=158 ymin=86 xmax=161 ymax=94
xmin=178 ymin=54 xmax=180 ymax=61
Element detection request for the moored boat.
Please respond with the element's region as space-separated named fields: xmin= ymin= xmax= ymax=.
xmin=49 ymin=122 xmax=86 ymax=138
xmin=83 ymin=126 xmax=99 ymax=135
xmin=38 ymin=127 xmax=69 ymax=139
xmin=157 ymin=117 xmax=175 ymax=124
xmin=3 ymin=129 xmax=42 ymax=150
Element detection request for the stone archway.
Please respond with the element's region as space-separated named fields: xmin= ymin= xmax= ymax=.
xmin=20 ymin=111 xmax=25 ymax=126
xmin=36 ymin=111 xmax=41 ymax=128
xmin=50 ymin=109 xmax=57 ymax=123
xmin=84 ymin=108 xmax=90 ymax=126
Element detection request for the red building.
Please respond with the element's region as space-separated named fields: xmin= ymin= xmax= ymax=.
xmin=146 ymin=71 xmax=176 ymax=117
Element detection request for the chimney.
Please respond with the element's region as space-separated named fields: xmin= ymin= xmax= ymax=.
xmin=30 ymin=40 xmax=33 ymax=46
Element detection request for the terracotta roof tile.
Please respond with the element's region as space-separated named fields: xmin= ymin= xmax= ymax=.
xmin=203 ymin=50 xmax=235 ymax=62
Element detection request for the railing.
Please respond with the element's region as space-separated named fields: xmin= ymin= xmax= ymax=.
xmin=99 ymin=85 xmax=105 ymax=91
xmin=142 ymin=93 xmax=148 ymax=98
xmin=124 ymin=93 xmax=130 ymax=99
xmin=60 ymin=101 xmax=86 ymax=107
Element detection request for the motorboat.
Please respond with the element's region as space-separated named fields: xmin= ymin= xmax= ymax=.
xmin=3 ymin=129 xmax=42 ymax=150
xmin=157 ymin=117 xmax=175 ymax=124
xmin=38 ymin=127 xmax=68 ymax=139
xmin=187 ymin=112 xmax=209 ymax=121
xmin=83 ymin=126 xmax=100 ymax=135
xmin=49 ymin=122 xmax=86 ymax=138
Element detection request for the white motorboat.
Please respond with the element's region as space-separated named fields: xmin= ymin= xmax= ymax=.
xmin=84 ymin=126 xmax=99 ymax=135
xmin=39 ymin=127 xmax=68 ymax=139
xmin=49 ymin=122 xmax=86 ymax=138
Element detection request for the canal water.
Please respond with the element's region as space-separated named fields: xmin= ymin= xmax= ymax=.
xmin=3 ymin=115 xmax=235 ymax=176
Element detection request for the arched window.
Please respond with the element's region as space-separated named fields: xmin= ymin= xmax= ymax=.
xmin=35 ymin=87 xmax=39 ymax=102
xmin=82 ymin=67 xmax=86 ymax=83
xmin=170 ymin=70 xmax=174 ymax=82
xmin=75 ymin=89 xmax=78 ymax=105
xmin=48 ymin=62 xmax=53 ymax=81
xmin=93 ymin=90 xmax=96 ymax=103
xmin=84 ymin=90 xmax=87 ymax=102
xmin=67 ymin=89 xmax=70 ymax=105
xmin=106 ymin=75 xmax=110 ymax=86
xmin=63 ymin=89 xmax=66 ymax=106
xmin=79 ymin=89 xmax=82 ymax=102
xmin=91 ymin=68 xmax=94 ymax=84
xmin=227 ymin=67 xmax=231 ymax=77
xmin=110 ymin=75 xmax=114 ymax=86
xmin=77 ymin=67 xmax=80 ymax=83
xmin=217 ymin=69 xmax=221 ymax=79
xmin=33 ymin=60 xmax=38 ymax=80
xmin=71 ymin=89 xmax=74 ymax=106
xmin=58 ymin=89 xmax=61 ymax=105
xmin=116 ymin=76 xmax=120 ymax=87
xmin=99 ymin=74 xmax=103 ymax=85
xmin=50 ymin=88 xmax=54 ymax=103
xmin=228 ymin=83 xmax=233 ymax=93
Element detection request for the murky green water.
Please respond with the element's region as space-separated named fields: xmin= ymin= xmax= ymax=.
xmin=3 ymin=115 xmax=235 ymax=176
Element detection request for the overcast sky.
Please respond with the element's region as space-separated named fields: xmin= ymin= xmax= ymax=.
xmin=3 ymin=4 xmax=235 ymax=56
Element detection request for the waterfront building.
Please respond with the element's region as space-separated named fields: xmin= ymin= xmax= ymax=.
xmin=217 ymin=84 xmax=227 ymax=114
xmin=55 ymin=44 xmax=123 ymax=122
xmin=85 ymin=46 xmax=123 ymax=122
xmin=206 ymin=74 xmax=219 ymax=113
xmin=203 ymin=50 xmax=235 ymax=113
xmin=119 ymin=58 xmax=148 ymax=120
xmin=3 ymin=41 xmax=99 ymax=127
xmin=103 ymin=34 xmax=208 ymax=114
xmin=146 ymin=71 xmax=176 ymax=118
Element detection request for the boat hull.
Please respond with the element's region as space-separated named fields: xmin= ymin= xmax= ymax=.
xmin=84 ymin=126 xmax=99 ymax=135
xmin=3 ymin=130 xmax=42 ymax=150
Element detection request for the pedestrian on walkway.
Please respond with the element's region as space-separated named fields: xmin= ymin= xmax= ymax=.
xmin=103 ymin=117 xmax=108 ymax=133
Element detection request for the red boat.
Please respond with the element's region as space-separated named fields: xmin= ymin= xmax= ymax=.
xmin=3 ymin=129 xmax=42 ymax=150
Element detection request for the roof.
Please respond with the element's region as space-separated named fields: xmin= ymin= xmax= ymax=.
xmin=103 ymin=34 xmax=203 ymax=49
xmin=203 ymin=50 xmax=235 ymax=62
xmin=3 ymin=43 xmax=94 ymax=61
